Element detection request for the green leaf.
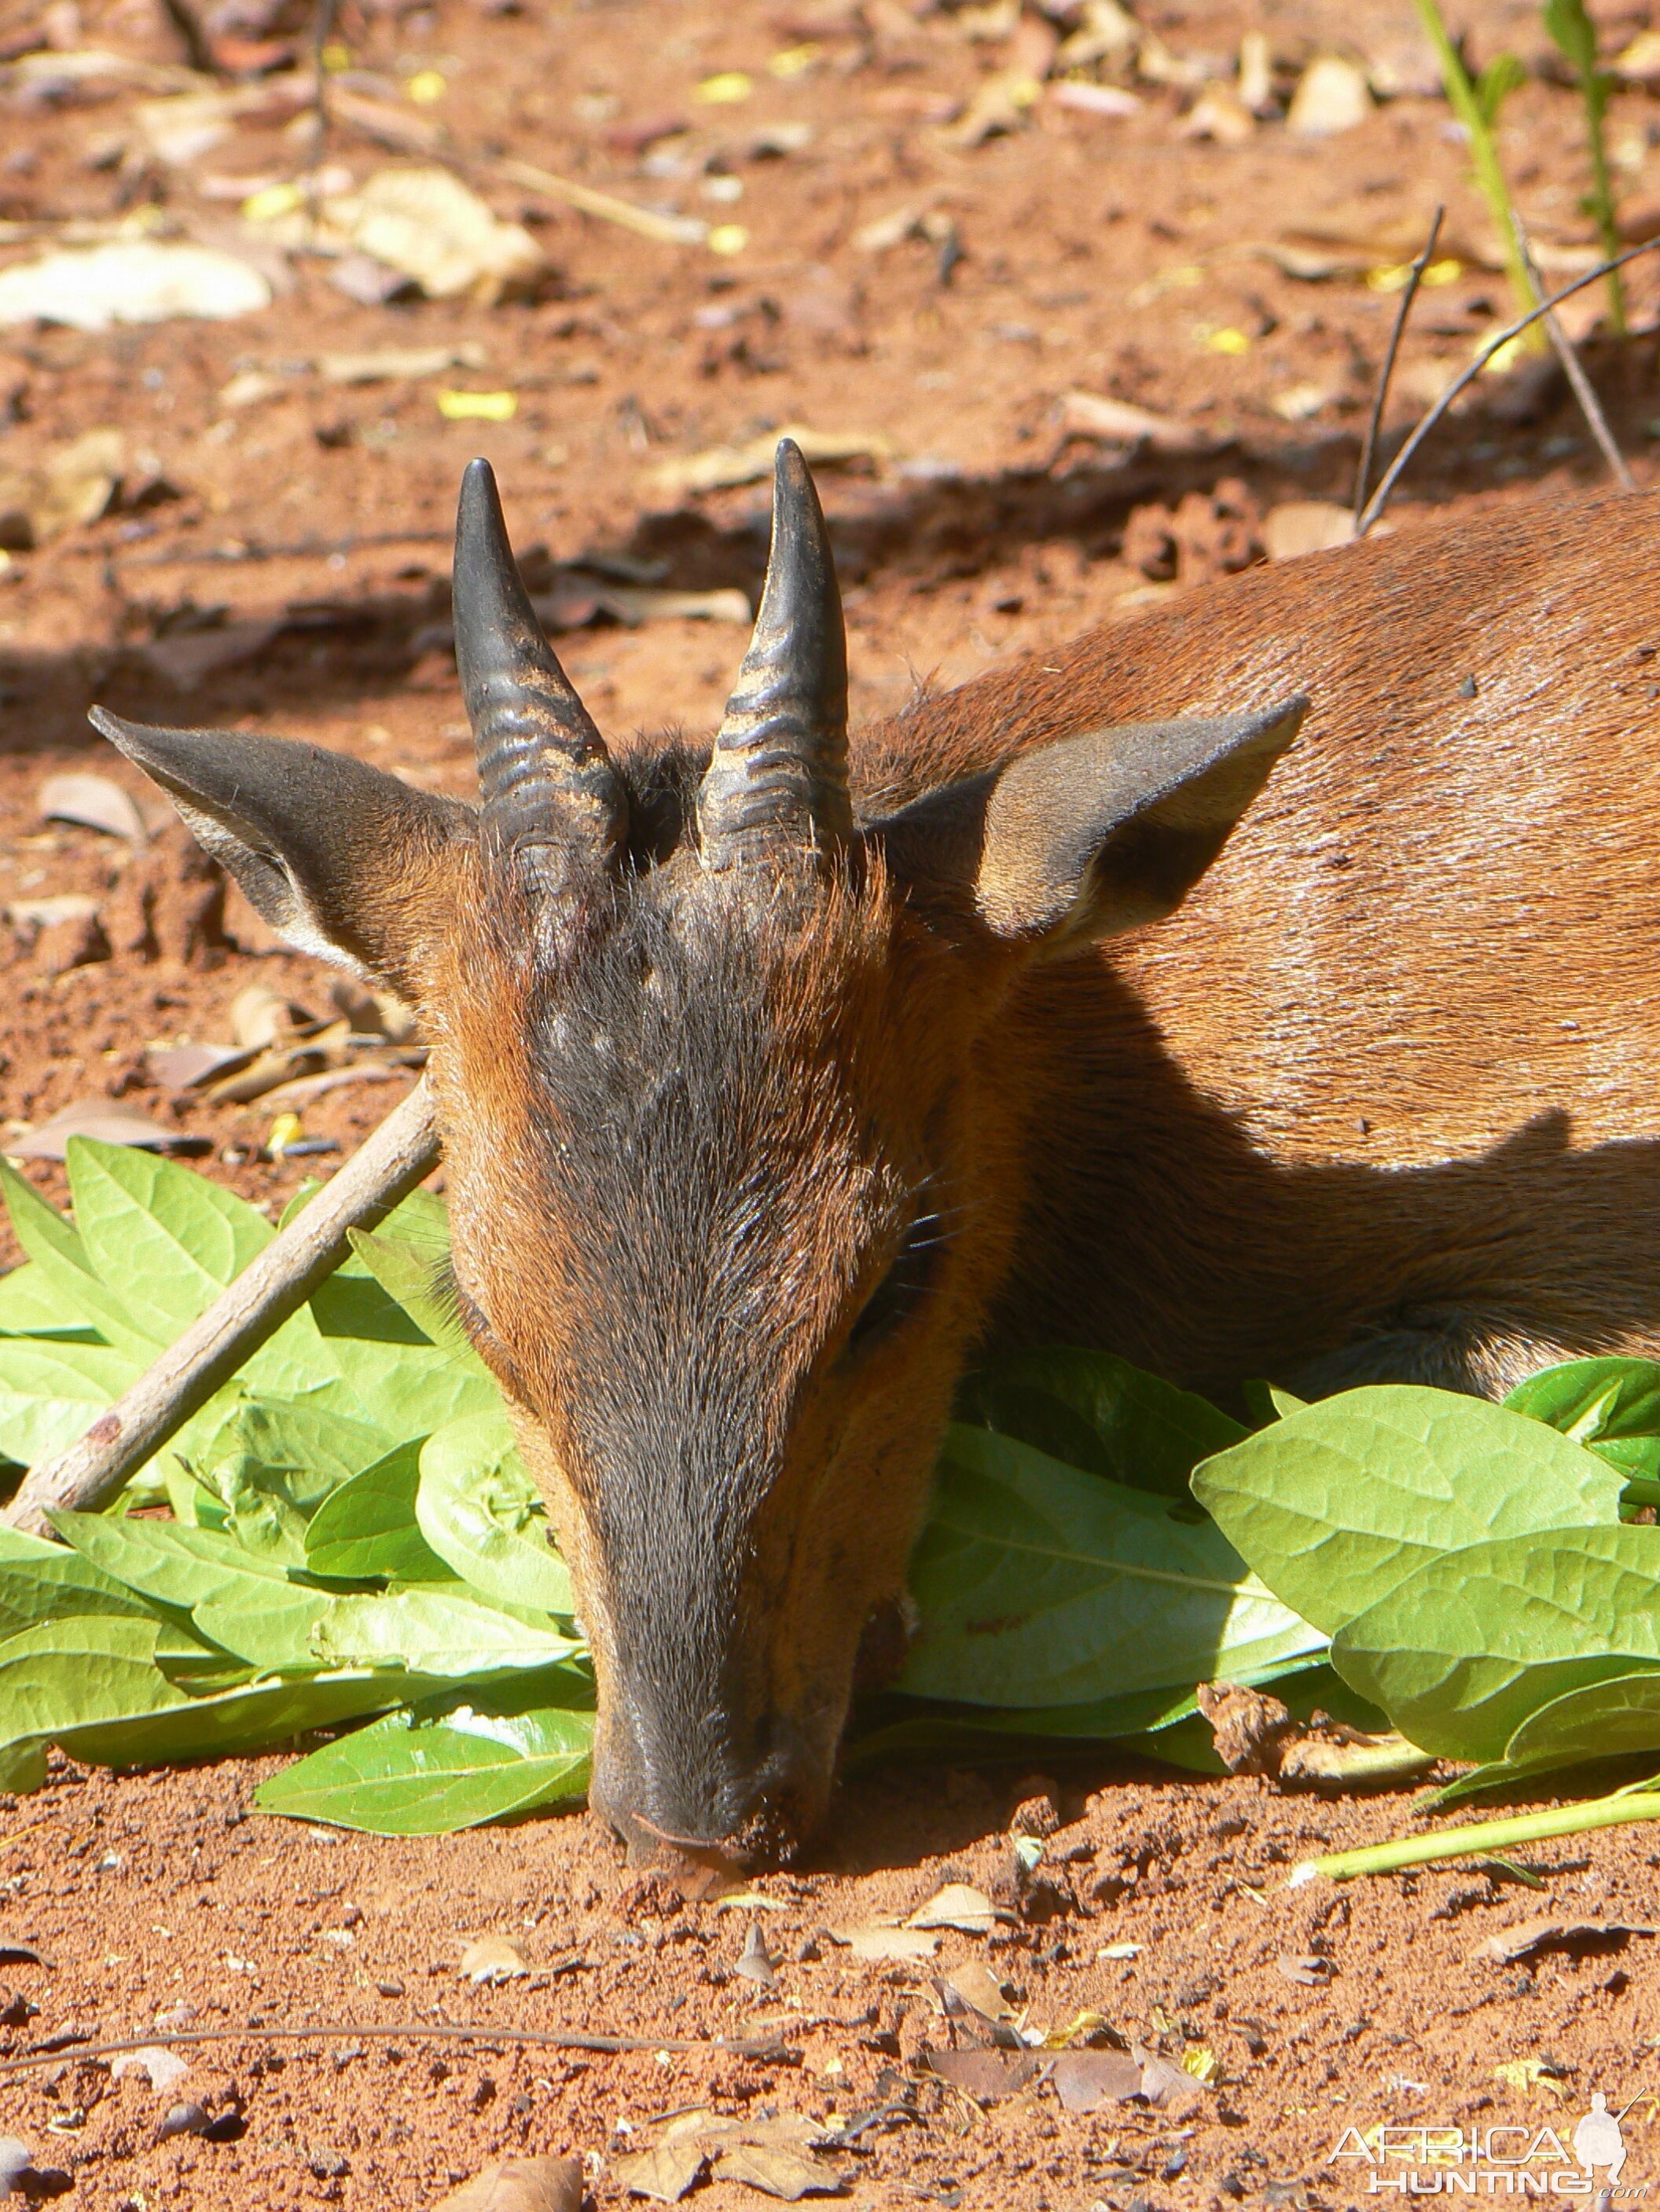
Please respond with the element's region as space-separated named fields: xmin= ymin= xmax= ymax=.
xmin=0 ymin=1156 xmax=94 ymax=1276
xmin=309 ymin=1587 xmax=581 ymax=1677
xmin=0 ymin=1526 xmax=162 ymax=1636
xmin=0 ymin=1739 xmax=46 ymax=1793
xmin=62 ymin=1665 xmax=451 ymax=1770
xmin=0 ymin=1615 xmax=193 ymax=1747
xmin=1474 ymin=50 xmax=1527 ymax=126
xmin=1506 ymin=1358 xmax=1660 ymax=1445
xmin=1500 ymin=1669 xmax=1660 ymax=1778
xmin=50 ymin=1512 xmax=331 ymax=1671
xmin=348 ymin=1223 xmax=482 ymax=1367
xmin=255 ymin=1670 xmax=593 ymax=1834
xmin=1543 ymin=0 xmax=1598 ymax=76
xmin=310 ymin=1275 xmax=499 ymax=1441
xmin=200 ymin=1397 xmax=401 ymax=1563
xmin=1192 ymin=1385 xmax=1623 ymax=1636
xmin=67 ymin=1138 xmax=274 ymax=1336
xmin=1332 ymin=1524 xmax=1660 ymax=1760
xmin=304 ymin=1443 xmax=454 ymax=1583
xmin=0 ymin=1261 xmax=104 ymax=1343
xmin=900 ymin=1424 xmax=1323 ymax=1708
xmin=957 ymin=1348 xmax=1246 ymax=1501
xmin=416 ymin=1413 xmax=573 ymax=1616
xmin=0 ymin=1337 xmax=143 ymax=1464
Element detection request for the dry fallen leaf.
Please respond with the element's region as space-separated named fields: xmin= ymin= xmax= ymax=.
xmin=1135 ymin=2045 xmax=1209 ymax=2115
xmin=457 ymin=1936 xmax=530 ymax=1985
xmin=648 ymin=425 xmax=891 ymax=497
xmin=925 ymin=2047 xmax=1042 ymax=2101
xmin=8 ymin=1099 xmax=175 ymax=1161
xmin=112 ymin=2045 xmax=190 ymax=2093
xmin=1195 ymin=1681 xmax=1296 ymax=1774
xmin=710 ymin=2143 xmax=845 ymax=2199
xmin=736 ymin=1919 xmax=778 ymax=1988
xmin=0 ymin=428 xmax=125 ymax=549
xmin=1261 ymin=502 xmax=1359 ymax=562
xmin=908 ymin=1881 xmax=999 ymax=1934
xmin=938 ymin=1961 xmax=1015 ymax=2021
xmin=0 ymin=241 xmax=270 ymax=331
xmin=432 ymin=2155 xmax=583 ymax=2211
xmin=281 ymin=168 xmax=545 ymax=303
xmin=39 ymin=771 xmax=147 ymax=844
xmin=1058 ymin=390 xmax=1212 ymax=453
xmin=613 ymin=2138 xmax=707 ymax=2203
xmin=7 ymin=893 xmax=100 ymax=936
xmin=230 ymin=984 xmax=310 ymax=1049
xmin=1285 ymin=53 xmax=1372 ymax=135
xmin=138 ymin=618 xmax=283 ymax=691
xmin=1050 ymin=2049 xmax=1142 ymax=2112
xmin=146 ymin=1041 xmax=256 ymax=1092
xmin=836 ymin=1925 xmax=940 ymax=1962
xmin=1275 ymin=1953 xmax=1335 ymax=1986
xmin=1472 ymin=1919 xmax=1656 ymax=1967
xmin=317 ymin=342 xmax=488 ymax=384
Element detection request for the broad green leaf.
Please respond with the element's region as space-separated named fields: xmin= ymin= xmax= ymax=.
xmin=0 ymin=1156 xmax=93 ymax=1275
xmin=310 ymin=1587 xmax=581 ymax=1677
xmin=0 ymin=1261 xmax=103 ymax=1343
xmin=255 ymin=1671 xmax=593 ymax=1834
xmin=349 ymin=1223 xmax=483 ymax=1367
xmin=1506 ymin=1359 xmax=1660 ymax=1445
xmin=62 ymin=1666 xmax=450 ymax=1770
xmin=901 ymin=1425 xmax=1323 ymax=1708
xmin=0 ymin=1615 xmax=192 ymax=1746
xmin=0 ymin=1242 xmax=166 ymax=1359
xmin=1332 ymin=1524 xmax=1660 ymax=1761
xmin=51 ymin=1512 xmax=331 ymax=1670
xmin=67 ymin=1138 xmax=273 ymax=1335
xmin=416 ymin=1413 xmax=572 ymax=1616
xmin=311 ymin=1271 xmax=498 ymax=1439
xmin=0 ymin=1524 xmax=161 ymax=1637
xmin=304 ymin=1443 xmax=454 ymax=1583
xmin=0 ymin=1337 xmax=142 ymax=1464
xmin=200 ymin=1398 xmax=398 ymax=1563
xmin=1543 ymin=0 xmax=1598 ymax=76
xmin=957 ymin=1348 xmax=1245 ymax=1501
xmin=0 ymin=1739 xmax=46 ymax=1792
xmin=1500 ymin=1669 xmax=1660 ymax=1778
xmin=1192 ymin=1386 xmax=1623 ymax=1636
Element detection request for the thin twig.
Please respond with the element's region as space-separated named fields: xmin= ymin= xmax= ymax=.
xmin=1355 ymin=237 xmax=1660 ymax=536
xmin=1353 ymin=204 xmax=1445 ymax=523
xmin=156 ymin=0 xmax=218 ymax=75
xmin=307 ymin=0 xmax=338 ymax=220
xmin=1515 ymin=214 xmax=1635 ymax=493
xmin=0 ymin=2019 xmax=794 ymax=2078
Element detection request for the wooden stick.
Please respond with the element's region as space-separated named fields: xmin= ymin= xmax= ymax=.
xmin=1 ymin=1079 xmax=440 ymax=1539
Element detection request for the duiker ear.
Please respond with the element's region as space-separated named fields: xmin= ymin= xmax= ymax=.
xmin=876 ymin=696 xmax=1306 ymax=953
xmin=90 ymin=708 xmax=474 ymax=993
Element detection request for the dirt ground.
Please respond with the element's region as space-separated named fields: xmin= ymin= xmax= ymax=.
xmin=3 ymin=0 xmax=1660 ymax=2199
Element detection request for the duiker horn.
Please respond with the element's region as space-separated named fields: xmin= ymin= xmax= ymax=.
xmin=697 ymin=438 xmax=853 ymax=871
xmin=454 ymin=457 xmax=629 ymax=885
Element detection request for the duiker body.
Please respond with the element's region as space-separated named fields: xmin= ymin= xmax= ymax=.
xmin=96 ymin=447 xmax=1660 ymax=1859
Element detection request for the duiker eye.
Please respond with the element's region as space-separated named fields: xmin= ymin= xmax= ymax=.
xmin=846 ymin=1212 xmax=946 ymax=1353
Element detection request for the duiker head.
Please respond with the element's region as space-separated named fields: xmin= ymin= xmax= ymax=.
xmin=95 ymin=444 xmax=1303 ymax=1861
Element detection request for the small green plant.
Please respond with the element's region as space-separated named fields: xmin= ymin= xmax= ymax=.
xmin=1410 ymin=0 xmax=1540 ymax=343
xmin=1543 ymin=0 xmax=1628 ymax=334
xmin=6 ymin=1146 xmax=1660 ymax=1838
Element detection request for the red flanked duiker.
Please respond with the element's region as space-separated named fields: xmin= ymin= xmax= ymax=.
xmin=93 ymin=445 xmax=1660 ymax=1860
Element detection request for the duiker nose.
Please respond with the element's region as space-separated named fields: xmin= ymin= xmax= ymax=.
xmin=591 ymin=1711 xmax=822 ymax=1869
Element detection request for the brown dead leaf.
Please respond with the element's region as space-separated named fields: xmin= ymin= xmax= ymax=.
xmin=1261 ymin=502 xmax=1359 ymax=562
xmin=907 ymin=1881 xmax=999 ymax=1934
xmin=457 ymin=1936 xmax=530 ymax=1985
xmin=1051 ymin=2049 xmax=1143 ymax=2112
xmin=736 ymin=1918 xmax=778 ymax=1988
xmin=938 ymin=1961 xmax=1015 ymax=2021
xmin=648 ymin=425 xmax=891 ymax=497
xmin=146 ymin=1041 xmax=256 ymax=1091
xmin=138 ymin=618 xmax=283 ymax=691
xmin=613 ymin=2138 xmax=707 ymax=2203
xmin=1472 ymin=1919 xmax=1657 ymax=1967
xmin=1275 ymin=1953 xmax=1335 ymax=1986
xmin=836 ymin=1925 xmax=940 ymax=1962
xmin=7 ymin=893 xmax=100 ymax=938
xmin=39 ymin=772 xmax=146 ymax=845
xmin=926 ymin=2047 xmax=1042 ymax=2102
xmin=112 ymin=2045 xmax=190 ymax=2093
xmin=1286 ymin=53 xmax=1372 ymax=134
xmin=1276 ymin=1728 xmax=1430 ymax=1785
xmin=431 ymin=2155 xmax=583 ymax=2212
xmin=229 ymin=985 xmax=310 ymax=1050
xmin=710 ymin=2144 xmax=845 ymax=2199
xmin=259 ymin=1065 xmax=411 ymax=1114
xmin=1059 ymin=389 xmax=1212 ymax=453
xmin=1135 ymin=2045 xmax=1208 ymax=2116
xmin=8 ymin=1099 xmax=175 ymax=1160
xmin=0 ymin=427 xmax=123 ymax=548
xmin=1196 ymin=1681 xmax=1296 ymax=1774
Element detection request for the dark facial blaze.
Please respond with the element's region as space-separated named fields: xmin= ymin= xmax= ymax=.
xmin=432 ymin=846 xmax=1000 ymax=1860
